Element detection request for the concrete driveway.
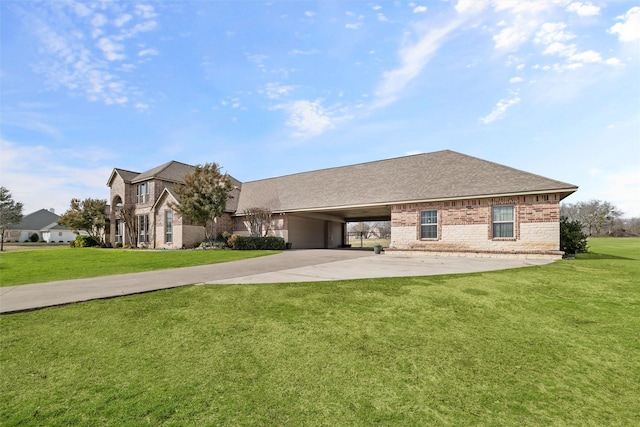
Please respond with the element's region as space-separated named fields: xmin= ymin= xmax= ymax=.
xmin=0 ymin=250 xmax=553 ymax=314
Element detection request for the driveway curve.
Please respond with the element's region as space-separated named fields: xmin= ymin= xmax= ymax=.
xmin=0 ymin=250 xmax=553 ymax=314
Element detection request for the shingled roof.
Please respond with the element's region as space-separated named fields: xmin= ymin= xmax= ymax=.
xmin=132 ymin=161 xmax=196 ymax=184
xmin=235 ymin=150 xmax=578 ymax=213
xmin=7 ymin=209 xmax=61 ymax=230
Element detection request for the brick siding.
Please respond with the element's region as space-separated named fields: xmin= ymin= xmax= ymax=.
xmin=389 ymin=194 xmax=562 ymax=257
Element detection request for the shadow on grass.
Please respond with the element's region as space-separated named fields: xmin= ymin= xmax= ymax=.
xmin=576 ymin=252 xmax=635 ymax=261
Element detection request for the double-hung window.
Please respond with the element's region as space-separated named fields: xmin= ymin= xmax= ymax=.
xmin=420 ymin=210 xmax=438 ymax=239
xmin=165 ymin=210 xmax=173 ymax=244
xmin=492 ymin=206 xmax=514 ymax=238
xmin=137 ymin=183 xmax=150 ymax=203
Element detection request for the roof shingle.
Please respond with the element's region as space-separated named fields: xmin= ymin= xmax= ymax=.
xmin=235 ymin=150 xmax=577 ymax=213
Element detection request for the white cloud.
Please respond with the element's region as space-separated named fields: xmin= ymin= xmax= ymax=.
xmin=262 ymin=82 xmax=297 ymax=100
xmin=493 ymin=24 xmax=536 ymax=51
xmin=378 ymin=13 xmax=389 ymax=22
xmin=305 ymin=11 xmax=316 ymax=17
xmin=290 ymin=49 xmax=319 ymax=55
xmin=274 ymin=99 xmax=336 ymax=137
xmin=509 ymin=76 xmax=524 ymax=84
xmin=455 ymin=0 xmax=489 ymax=15
xmin=346 ymin=23 xmax=362 ymax=30
xmin=543 ymin=42 xmax=576 ymax=57
xmin=609 ymin=7 xmax=640 ymax=42
xmin=413 ymin=6 xmax=428 ymax=14
xmin=535 ymin=22 xmax=575 ymax=45
xmin=569 ymin=50 xmax=602 ymax=64
xmin=480 ymin=93 xmax=521 ymax=124
xmin=373 ymin=21 xmax=459 ymax=108
xmin=0 ymin=139 xmax=113 ymax=215
xmin=97 ymin=37 xmax=125 ymax=61
xmin=114 ymin=14 xmax=132 ymax=27
xmin=138 ymin=48 xmax=158 ymax=57
xmin=566 ymin=2 xmax=600 ymax=17
xmin=25 ymin=1 xmax=160 ymax=108
xmin=134 ymin=4 xmax=157 ymax=19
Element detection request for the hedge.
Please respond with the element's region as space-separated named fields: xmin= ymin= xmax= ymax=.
xmin=232 ymin=236 xmax=286 ymax=250
xmin=71 ymin=235 xmax=100 ymax=248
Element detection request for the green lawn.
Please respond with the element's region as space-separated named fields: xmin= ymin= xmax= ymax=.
xmin=0 ymin=248 xmax=278 ymax=287
xmin=1 ymin=238 xmax=639 ymax=425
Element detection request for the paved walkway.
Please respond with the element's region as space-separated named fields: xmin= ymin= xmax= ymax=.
xmin=0 ymin=250 xmax=553 ymax=314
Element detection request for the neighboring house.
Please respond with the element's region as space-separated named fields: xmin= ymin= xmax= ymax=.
xmin=4 ymin=209 xmax=78 ymax=243
xmin=107 ymin=150 xmax=578 ymax=258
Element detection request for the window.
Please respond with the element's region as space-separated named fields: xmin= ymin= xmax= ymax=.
xmin=420 ymin=210 xmax=438 ymax=239
xmin=138 ymin=215 xmax=149 ymax=244
xmin=492 ymin=206 xmax=514 ymax=238
xmin=136 ymin=183 xmax=150 ymax=203
xmin=165 ymin=210 xmax=173 ymax=244
xmin=115 ymin=219 xmax=123 ymax=244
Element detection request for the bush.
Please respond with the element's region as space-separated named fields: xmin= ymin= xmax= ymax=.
xmin=73 ymin=235 xmax=100 ymax=248
xmin=560 ymin=216 xmax=588 ymax=256
xmin=232 ymin=236 xmax=286 ymax=250
xmin=30 ymin=233 xmax=39 ymax=243
xmin=199 ymin=240 xmax=228 ymax=250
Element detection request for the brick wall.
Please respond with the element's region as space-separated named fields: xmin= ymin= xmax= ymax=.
xmin=389 ymin=194 xmax=562 ymax=255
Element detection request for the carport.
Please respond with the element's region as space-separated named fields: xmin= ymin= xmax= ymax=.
xmin=282 ymin=204 xmax=391 ymax=249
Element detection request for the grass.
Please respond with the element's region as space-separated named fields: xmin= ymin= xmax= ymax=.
xmin=348 ymin=237 xmax=391 ymax=248
xmin=1 ymin=238 xmax=639 ymax=425
xmin=0 ymin=248 xmax=278 ymax=287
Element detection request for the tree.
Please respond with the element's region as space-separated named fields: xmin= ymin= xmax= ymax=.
xmin=561 ymin=200 xmax=622 ymax=236
xmin=350 ymin=222 xmax=372 ymax=238
xmin=58 ymin=198 xmax=108 ymax=241
xmin=170 ymin=162 xmax=233 ymax=241
xmin=243 ymin=207 xmax=273 ymax=237
xmin=0 ymin=187 xmax=24 ymax=251
xmin=373 ymin=221 xmax=391 ymax=239
xmin=560 ymin=216 xmax=588 ymax=257
xmin=114 ymin=202 xmax=138 ymax=246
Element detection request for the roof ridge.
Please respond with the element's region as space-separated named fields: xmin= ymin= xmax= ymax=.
xmin=243 ymin=149 xmax=453 ymax=184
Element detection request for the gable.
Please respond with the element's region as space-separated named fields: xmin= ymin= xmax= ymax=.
xmin=132 ymin=161 xmax=196 ymax=184
xmin=7 ymin=209 xmax=60 ymax=230
xmin=107 ymin=168 xmax=139 ymax=187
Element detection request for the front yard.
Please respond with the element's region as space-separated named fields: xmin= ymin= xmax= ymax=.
xmin=1 ymin=238 xmax=638 ymax=425
xmin=0 ymin=248 xmax=278 ymax=287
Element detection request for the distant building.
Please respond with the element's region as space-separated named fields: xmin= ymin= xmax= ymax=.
xmin=5 ymin=209 xmax=78 ymax=243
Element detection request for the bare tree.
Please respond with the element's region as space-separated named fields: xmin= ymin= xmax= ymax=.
xmin=115 ymin=203 xmax=138 ymax=246
xmin=243 ymin=207 xmax=273 ymax=237
xmin=561 ymin=200 xmax=622 ymax=236
xmin=373 ymin=221 xmax=391 ymax=239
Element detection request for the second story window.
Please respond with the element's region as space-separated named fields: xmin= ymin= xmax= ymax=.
xmin=136 ymin=183 xmax=150 ymax=203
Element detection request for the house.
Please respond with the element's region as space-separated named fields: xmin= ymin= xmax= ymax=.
xmin=107 ymin=150 xmax=578 ymax=258
xmin=4 ymin=209 xmax=78 ymax=243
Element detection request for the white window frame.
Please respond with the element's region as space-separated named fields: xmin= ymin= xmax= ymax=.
xmin=420 ymin=210 xmax=438 ymax=239
xmin=165 ymin=210 xmax=173 ymax=244
xmin=137 ymin=183 xmax=150 ymax=204
xmin=492 ymin=205 xmax=515 ymax=239
xmin=115 ymin=219 xmax=123 ymax=244
xmin=138 ymin=215 xmax=149 ymax=244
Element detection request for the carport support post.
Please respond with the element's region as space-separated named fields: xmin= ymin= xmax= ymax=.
xmin=360 ymin=231 xmax=364 ymax=248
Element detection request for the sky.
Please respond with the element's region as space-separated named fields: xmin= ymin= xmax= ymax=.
xmin=1 ymin=0 xmax=639 ymax=218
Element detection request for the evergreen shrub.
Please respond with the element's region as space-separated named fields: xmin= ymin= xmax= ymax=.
xmin=232 ymin=236 xmax=286 ymax=250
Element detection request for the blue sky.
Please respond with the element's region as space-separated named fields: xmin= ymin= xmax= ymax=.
xmin=1 ymin=0 xmax=639 ymax=217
